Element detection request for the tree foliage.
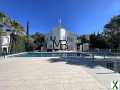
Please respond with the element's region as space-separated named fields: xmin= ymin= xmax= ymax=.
xmin=89 ymin=33 xmax=107 ymax=49
xmin=0 ymin=12 xmax=26 ymax=53
xmin=31 ymin=32 xmax=45 ymax=50
xmin=104 ymin=15 xmax=120 ymax=49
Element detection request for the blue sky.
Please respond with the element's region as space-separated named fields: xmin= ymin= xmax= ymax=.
xmin=0 ymin=0 xmax=120 ymax=35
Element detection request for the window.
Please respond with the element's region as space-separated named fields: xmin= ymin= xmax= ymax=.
xmin=50 ymin=36 xmax=52 ymax=40
xmin=67 ymin=37 xmax=69 ymax=42
xmin=54 ymin=36 xmax=56 ymax=40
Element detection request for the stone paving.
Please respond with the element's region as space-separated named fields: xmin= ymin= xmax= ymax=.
xmin=0 ymin=57 xmax=112 ymax=90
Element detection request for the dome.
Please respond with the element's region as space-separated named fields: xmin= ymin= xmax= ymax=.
xmin=59 ymin=28 xmax=66 ymax=40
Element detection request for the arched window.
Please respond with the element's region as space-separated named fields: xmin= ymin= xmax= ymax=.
xmin=54 ymin=36 xmax=56 ymax=40
xmin=50 ymin=36 xmax=52 ymax=40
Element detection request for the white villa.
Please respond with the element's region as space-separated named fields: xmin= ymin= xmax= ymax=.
xmin=0 ymin=23 xmax=12 ymax=55
xmin=46 ymin=20 xmax=77 ymax=51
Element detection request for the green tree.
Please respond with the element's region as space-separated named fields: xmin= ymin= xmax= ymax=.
xmin=90 ymin=33 xmax=97 ymax=48
xmin=0 ymin=12 xmax=26 ymax=53
xmin=89 ymin=33 xmax=107 ymax=49
xmin=9 ymin=20 xmax=25 ymax=53
xmin=9 ymin=32 xmax=17 ymax=53
xmin=104 ymin=15 xmax=120 ymax=49
xmin=80 ymin=35 xmax=89 ymax=44
xmin=0 ymin=12 xmax=6 ymax=23
xmin=11 ymin=20 xmax=25 ymax=34
xmin=31 ymin=32 xmax=45 ymax=51
xmin=15 ymin=35 xmax=26 ymax=53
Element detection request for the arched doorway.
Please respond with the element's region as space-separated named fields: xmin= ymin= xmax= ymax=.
xmin=2 ymin=47 xmax=7 ymax=55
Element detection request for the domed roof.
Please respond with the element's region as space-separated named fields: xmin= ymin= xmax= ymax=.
xmin=53 ymin=18 xmax=67 ymax=31
xmin=53 ymin=25 xmax=67 ymax=31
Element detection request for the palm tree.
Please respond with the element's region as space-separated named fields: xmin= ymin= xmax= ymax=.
xmin=9 ymin=20 xmax=25 ymax=53
xmin=9 ymin=21 xmax=20 ymax=53
xmin=11 ymin=20 xmax=25 ymax=34
xmin=0 ymin=12 xmax=26 ymax=53
xmin=0 ymin=12 xmax=6 ymax=23
xmin=9 ymin=32 xmax=17 ymax=54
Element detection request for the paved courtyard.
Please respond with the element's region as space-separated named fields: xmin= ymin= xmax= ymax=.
xmin=0 ymin=57 xmax=119 ymax=90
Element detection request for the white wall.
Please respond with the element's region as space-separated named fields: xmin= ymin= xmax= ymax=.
xmin=0 ymin=35 xmax=10 ymax=53
xmin=46 ymin=27 xmax=61 ymax=50
xmin=46 ymin=26 xmax=77 ymax=51
xmin=79 ymin=43 xmax=89 ymax=52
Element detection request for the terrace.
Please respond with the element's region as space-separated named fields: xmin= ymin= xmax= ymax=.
xmin=0 ymin=51 xmax=120 ymax=90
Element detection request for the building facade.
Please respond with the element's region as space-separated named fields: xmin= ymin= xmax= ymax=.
xmin=46 ymin=25 xmax=77 ymax=51
xmin=0 ymin=23 xmax=12 ymax=55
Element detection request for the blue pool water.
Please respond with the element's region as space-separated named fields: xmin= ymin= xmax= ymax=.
xmin=9 ymin=51 xmax=114 ymax=58
xmin=11 ymin=52 xmax=89 ymax=57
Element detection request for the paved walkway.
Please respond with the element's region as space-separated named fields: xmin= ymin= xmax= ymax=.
xmin=0 ymin=57 xmax=114 ymax=90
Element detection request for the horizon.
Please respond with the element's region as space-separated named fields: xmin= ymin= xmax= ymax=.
xmin=0 ymin=0 xmax=120 ymax=35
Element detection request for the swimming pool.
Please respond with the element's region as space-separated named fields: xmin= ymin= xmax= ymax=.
xmin=10 ymin=52 xmax=89 ymax=57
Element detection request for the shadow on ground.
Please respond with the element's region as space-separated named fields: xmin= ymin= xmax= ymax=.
xmin=48 ymin=56 xmax=120 ymax=73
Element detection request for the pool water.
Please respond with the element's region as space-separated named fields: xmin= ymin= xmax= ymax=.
xmin=12 ymin=52 xmax=89 ymax=57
